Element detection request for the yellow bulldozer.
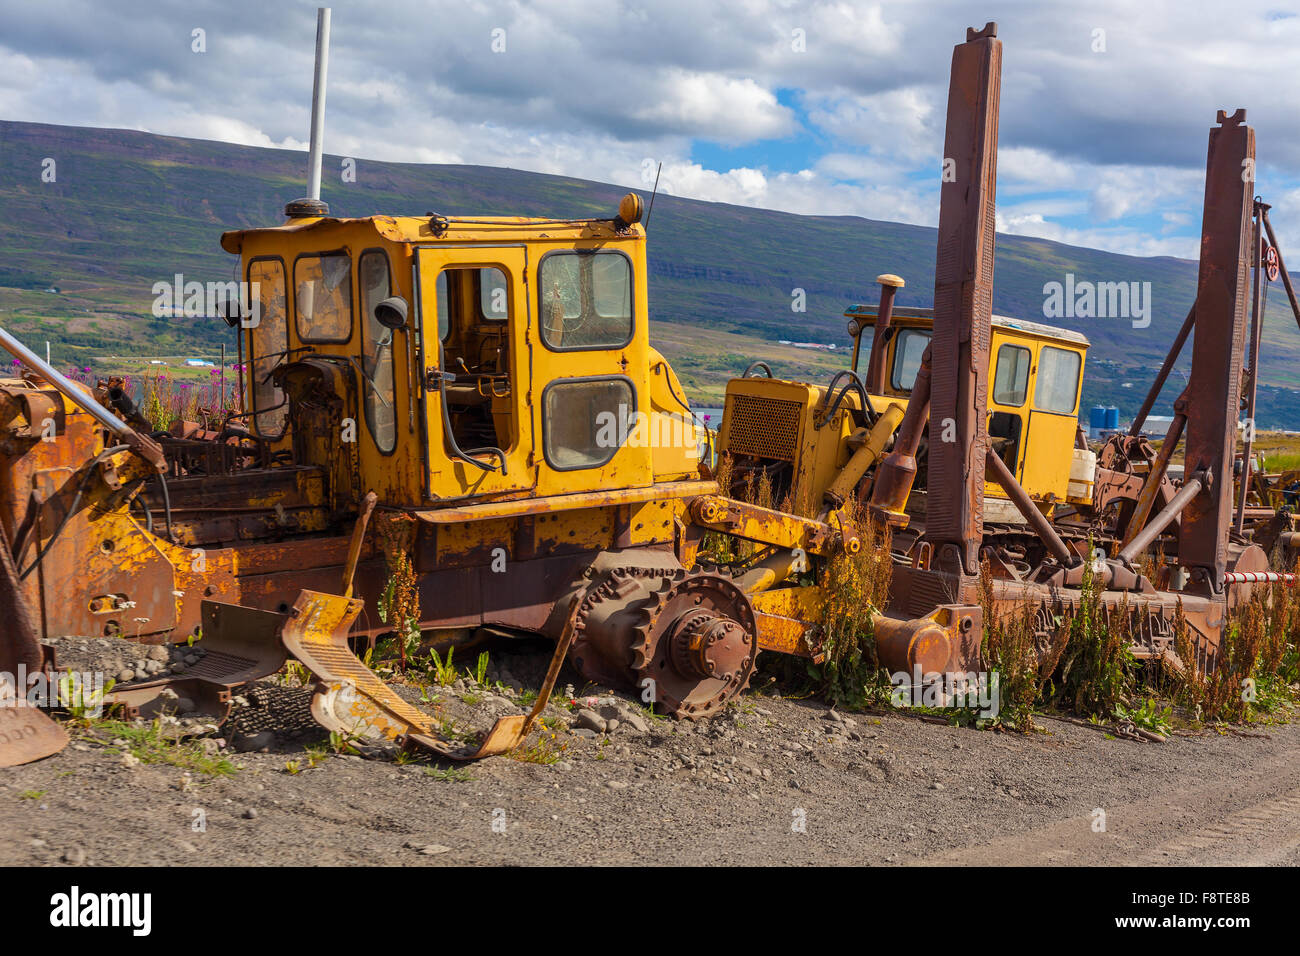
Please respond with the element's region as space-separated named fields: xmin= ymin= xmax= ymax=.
xmin=0 ymin=21 xmax=1286 ymax=766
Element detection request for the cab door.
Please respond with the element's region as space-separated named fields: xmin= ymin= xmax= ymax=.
xmin=1020 ymin=344 xmax=1084 ymax=503
xmin=529 ymin=246 xmax=653 ymax=497
xmin=415 ymin=245 xmax=535 ymax=500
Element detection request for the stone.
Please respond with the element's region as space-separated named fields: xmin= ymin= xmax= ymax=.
xmin=605 ymin=718 xmax=620 ymax=734
xmin=571 ymin=728 xmax=597 ymax=739
xmin=184 ymin=654 xmax=199 ymax=666
xmin=63 ymin=846 xmax=86 ymax=865
xmin=242 ymin=808 xmax=259 ymax=819
xmin=169 ymin=662 xmax=186 ymax=674
xmin=116 ymin=669 xmax=135 ymax=683
xmin=147 ymin=645 xmax=170 ymax=662
xmin=232 ymin=731 xmax=275 ymax=753
xmin=930 ymin=782 xmax=945 ymax=791
xmin=620 ymin=710 xmax=650 ymax=734
xmin=574 ymin=708 xmax=606 ymax=733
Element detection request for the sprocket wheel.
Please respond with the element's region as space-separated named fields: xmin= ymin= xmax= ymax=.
xmin=632 ymin=571 xmax=758 ymax=719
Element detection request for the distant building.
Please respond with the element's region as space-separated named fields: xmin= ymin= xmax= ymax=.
xmin=184 ymin=359 xmax=214 ymax=367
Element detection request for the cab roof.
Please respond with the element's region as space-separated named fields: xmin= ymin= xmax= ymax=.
xmin=220 ymin=214 xmax=643 ymax=255
xmin=843 ymin=303 xmax=1090 ymax=347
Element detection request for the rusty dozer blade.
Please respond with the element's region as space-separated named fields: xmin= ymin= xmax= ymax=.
xmin=104 ymin=601 xmax=288 ymax=721
xmin=0 ymin=689 xmax=70 ymax=768
xmin=282 ymin=589 xmax=580 ymax=761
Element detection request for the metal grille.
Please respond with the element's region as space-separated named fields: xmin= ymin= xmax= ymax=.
xmin=725 ymin=394 xmax=802 ymax=461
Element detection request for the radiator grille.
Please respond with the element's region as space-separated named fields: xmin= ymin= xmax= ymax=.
xmin=725 ymin=394 xmax=802 ymax=461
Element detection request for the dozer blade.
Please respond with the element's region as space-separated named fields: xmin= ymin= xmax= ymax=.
xmin=104 ymin=601 xmax=288 ymax=722
xmin=283 ymin=589 xmax=580 ymax=761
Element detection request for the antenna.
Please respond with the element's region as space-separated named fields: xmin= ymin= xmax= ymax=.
xmin=644 ymin=162 xmax=662 ymax=230
xmin=285 ymin=7 xmax=332 ymax=218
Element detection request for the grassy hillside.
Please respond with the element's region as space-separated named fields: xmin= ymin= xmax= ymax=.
xmin=3 ymin=119 xmax=1300 ymax=425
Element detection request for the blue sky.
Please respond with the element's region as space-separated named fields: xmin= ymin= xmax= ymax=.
xmin=2 ymin=0 xmax=1299 ymax=259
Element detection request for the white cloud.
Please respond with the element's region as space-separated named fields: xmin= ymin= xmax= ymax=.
xmin=1 ymin=0 xmax=1298 ymax=262
xmin=631 ymin=70 xmax=796 ymax=143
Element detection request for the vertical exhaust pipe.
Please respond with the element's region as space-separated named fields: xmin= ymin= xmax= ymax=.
xmin=286 ymin=7 xmax=332 ymax=218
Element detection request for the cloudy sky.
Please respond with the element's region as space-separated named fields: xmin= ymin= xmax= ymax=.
xmin=1 ymin=0 xmax=1298 ymax=258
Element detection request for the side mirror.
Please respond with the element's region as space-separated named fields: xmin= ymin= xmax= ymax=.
xmin=215 ymin=295 xmax=243 ymax=328
xmin=374 ymin=296 xmax=409 ymax=331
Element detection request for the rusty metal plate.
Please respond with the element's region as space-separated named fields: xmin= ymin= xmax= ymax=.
xmin=0 ymin=700 xmax=69 ymax=767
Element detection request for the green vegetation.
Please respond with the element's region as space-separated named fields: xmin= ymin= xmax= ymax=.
xmin=84 ymin=718 xmax=237 ymax=776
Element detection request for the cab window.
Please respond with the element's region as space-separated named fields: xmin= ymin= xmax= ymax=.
xmin=295 ymin=252 xmax=353 ymax=343
xmin=358 ymin=250 xmax=396 ymax=454
xmin=1035 ymin=346 xmax=1081 ymax=414
xmin=435 ymin=265 xmax=515 ymax=453
xmin=542 ymin=376 xmax=634 ymax=470
xmin=992 ymin=344 xmax=1031 ymax=407
xmin=538 ymin=251 xmax=633 ymax=350
xmin=247 ymin=257 xmax=289 ymax=439
xmin=890 ymin=328 xmax=931 ymax=390
xmin=478 ymin=268 xmax=509 ymax=321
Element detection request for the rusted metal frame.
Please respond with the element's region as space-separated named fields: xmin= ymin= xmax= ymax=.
xmin=984 ymin=447 xmax=1077 ymax=567
xmin=1121 ymin=471 xmax=1206 ymax=565
xmin=342 ymin=491 xmax=378 ymax=597
xmin=1180 ymin=110 xmax=1254 ymax=592
xmin=0 ymin=520 xmax=44 ymax=676
xmin=412 ymin=479 xmax=717 ymax=524
xmin=1122 ymin=393 xmax=1188 ymax=547
xmin=1260 ymin=207 xmax=1300 ymax=332
xmin=820 ymin=401 xmax=906 ymax=515
xmin=688 ymin=495 xmax=858 ymax=555
xmin=1129 ymin=302 xmax=1196 ymax=437
xmin=0 ymin=326 xmax=167 ymax=472
xmin=925 ymin=23 xmax=1001 ymax=576
xmin=1235 ymin=201 xmax=1266 ymax=534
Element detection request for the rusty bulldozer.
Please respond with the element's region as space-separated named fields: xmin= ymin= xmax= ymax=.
xmin=2 ymin=20 xmax=1296 ymax=766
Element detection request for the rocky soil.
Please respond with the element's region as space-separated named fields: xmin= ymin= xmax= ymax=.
xmin=3 ymin=634 xmax=1300 ymax=866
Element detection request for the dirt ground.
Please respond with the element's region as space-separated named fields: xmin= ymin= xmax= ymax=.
xmin=3 ymin=634 xmax=1300 ymax=867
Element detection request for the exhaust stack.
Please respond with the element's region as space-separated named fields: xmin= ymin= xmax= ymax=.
xmin=286 ymin=7 xmax=332 ymax=218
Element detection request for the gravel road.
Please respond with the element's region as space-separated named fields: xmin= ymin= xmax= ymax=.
xmin=2 ymin=636 xmax=1298 ymax=867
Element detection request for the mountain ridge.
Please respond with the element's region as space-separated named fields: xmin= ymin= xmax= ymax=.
xmin=2 ymin=118 xmax=1298 ymax=424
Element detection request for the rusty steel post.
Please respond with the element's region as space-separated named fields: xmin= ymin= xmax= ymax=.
xmin=864 ymin=274 xmax=905 ymax=393
xmin=1122 ymin=397 xmax=1188 ymax=548
xmin=1120 ymin=472 xmax=1206 ymax=565
xmin=1235 ymin=201 xmax=1265 ymax=535
xmin=1180 ymin=110 xmax=1254 ymax=592
xmin=1129 ymin=302 xmax=1195 ymax=437
xmin=984 ymin=447 xmax=1076 ymax=567
xmin=925 ymin=22 xmax=1001 ymax=576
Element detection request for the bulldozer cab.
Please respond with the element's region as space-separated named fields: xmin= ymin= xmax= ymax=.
xmin=221 ymin=203 xmax=690 ymax=512
xmin=847 ymin=304 xmax=1090 ymax=507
